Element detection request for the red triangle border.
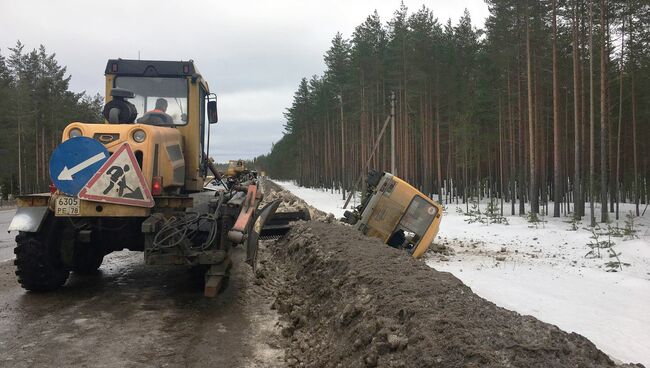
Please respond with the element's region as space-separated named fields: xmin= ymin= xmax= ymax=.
xmin=78 ymin=143 xmax=155 ymax=208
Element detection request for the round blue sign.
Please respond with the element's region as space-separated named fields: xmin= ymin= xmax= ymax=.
xmin=49 ymin=137 xmax=109 ymax=196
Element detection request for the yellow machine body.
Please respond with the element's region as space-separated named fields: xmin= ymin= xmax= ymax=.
xmin=62 ymin=123 xmax=185 ymax=191
xmin=354 ymin=173 xmax=443 ymax=258
xmin=226 ymin=160 xmax=246 ymax=177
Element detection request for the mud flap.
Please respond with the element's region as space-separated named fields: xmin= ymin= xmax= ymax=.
xmin=8 ymin=207 xmax=49 ymax=232
xmin=246 ymin=200 xmax=281 ymax=272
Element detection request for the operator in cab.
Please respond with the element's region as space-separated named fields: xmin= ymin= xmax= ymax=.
xmin=137 ymin=98 xmax=173 ymax=125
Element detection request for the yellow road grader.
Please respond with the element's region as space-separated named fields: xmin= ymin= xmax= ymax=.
xmin=8 ymin=59 xmax=297 ymax=296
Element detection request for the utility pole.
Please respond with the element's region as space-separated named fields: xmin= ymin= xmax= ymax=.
xmin=390 ymin=91 xmax=396 ymax=175
xmin=340 ymin=93 xmax=345 ymax=200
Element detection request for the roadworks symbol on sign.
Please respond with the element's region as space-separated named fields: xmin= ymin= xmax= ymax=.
xmin=78 ymin=143 xmax=154 ymax=208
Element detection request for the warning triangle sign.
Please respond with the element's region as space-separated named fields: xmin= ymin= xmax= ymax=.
xmin=78 ymin=143 xmax=154 ymax=208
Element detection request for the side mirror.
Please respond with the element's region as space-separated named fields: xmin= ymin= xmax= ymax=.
xmin=207 ymin=100 xmax=218 ymax=124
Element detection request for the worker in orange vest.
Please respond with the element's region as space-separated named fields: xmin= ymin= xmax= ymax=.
xmin=137 ymin=98 xmax=174 ymax=125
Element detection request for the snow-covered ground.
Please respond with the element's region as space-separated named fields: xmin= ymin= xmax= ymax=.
xmin=274 ymin=180 xmax=359 ymax=218
xmin=273 ymin=180 xmax=650 ymax=366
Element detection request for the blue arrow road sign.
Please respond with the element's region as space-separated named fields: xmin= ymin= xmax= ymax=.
xmin=49 ymin=137 xmax=109 ymax=196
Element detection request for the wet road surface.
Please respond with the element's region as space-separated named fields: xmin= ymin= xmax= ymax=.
xmin=0 ymin=209 xmax=16 ymax=262
xmin=0 ymin=242 xmax=284 ymax=367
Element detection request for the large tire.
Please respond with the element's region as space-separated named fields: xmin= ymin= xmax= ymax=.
xmin=14 ymin=218 xmax=70 ymax=291
xmin=72 ymin=245 xmax=104 ymax=275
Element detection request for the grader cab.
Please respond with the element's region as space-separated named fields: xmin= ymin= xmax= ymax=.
xmin=9 ymin=59 xmax=283 ymax=296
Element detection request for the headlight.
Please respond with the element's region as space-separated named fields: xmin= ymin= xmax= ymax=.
xmin=69 ymin=128 xmax=82 ymax=138
xmin=132 ymin=129 xmax=146 ymax=143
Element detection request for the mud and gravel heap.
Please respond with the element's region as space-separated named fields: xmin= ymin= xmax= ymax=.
xmin=262 ymin=220 xmax=634 ymax=368
xmin=258 ymin=180 xmax=641 ymax=367
xmin=261 ymin=180 xmax=335 ymax=223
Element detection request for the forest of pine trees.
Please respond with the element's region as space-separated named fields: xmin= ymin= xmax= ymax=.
xmin=255 ymin=0 xmax=650 ymax=222
xmin=0 ymin=42 xmax=103 ymax=197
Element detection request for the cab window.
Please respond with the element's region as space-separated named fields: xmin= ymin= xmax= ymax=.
xmin=114 ymin=76 xmax=188 ymax=125
xmin=395 ymin=196 xmax=437 ymax=248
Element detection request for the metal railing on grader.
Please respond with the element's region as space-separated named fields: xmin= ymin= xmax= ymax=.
xmin=8 ymin=59 xmax=304 ymax=297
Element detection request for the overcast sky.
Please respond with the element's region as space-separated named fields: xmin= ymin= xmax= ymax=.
xmin=1 ymin=0 xmax=488 ymax=163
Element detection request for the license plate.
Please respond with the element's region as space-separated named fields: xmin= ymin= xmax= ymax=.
xmin=55 ymin=196 xmax=80 ymax=216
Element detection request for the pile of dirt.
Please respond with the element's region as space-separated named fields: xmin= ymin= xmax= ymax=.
xmin=260 ymin=221 xmax=640 ymax=368
xmin=260 ymin=180 xmax=335 ymax=223
xmin=257 ymin=180 xmax=642 ymax=367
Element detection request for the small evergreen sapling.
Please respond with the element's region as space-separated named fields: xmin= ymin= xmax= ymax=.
xmin=485 ymin=200 xmax=509 ymax=225
xmin=461 ymin=200 xmax=510 ymax=226
xmin=623 ymin=211 xmax=639 ymax=240
xmin=463 ymin=200 xmax=485 ymax=225
xmin=526 ymin=212 xmax=546 ymax=228
xmin=584 ymin=226 xmax=623 ymax=272
xmin=566 ymin=214 xmax=581 ymax=231
xmin=607 ymin=223 xmax=624 ymax=238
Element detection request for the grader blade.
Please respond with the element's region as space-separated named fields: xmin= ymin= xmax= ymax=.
xmin=259 ymin=208 xmax=311 ymax=240
xmin=246 ymin=200 xmax=281 ymax=272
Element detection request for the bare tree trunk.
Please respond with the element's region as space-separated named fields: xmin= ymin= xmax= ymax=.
xmin=463 ymin=143 xmax=469 ymax=212
xmin=42 ymin=126 xmax=46 ymax=187
xmin=630 ymin=74 xmax=638 ymax=217
xmin=35 ymin=119 xmax=39 ymax=191
xmin=518 ymin=60 xmax=526 ymax=215
xmin=565 ymin=87 xmax=571 ymax=215
xmin=615 ymin=14 xmax=624 ymax=220
xmin=589 ymin=0 xmax=596 ymax=227
xmin=435 ymin=97 xmax=442 ymax=204
xmin=499 ymin=95 xmax=505 ymax=216
xmin=340 ymin=93 xmax=345 ymax=199
xmin=390 ymin=91 xmax=396 ymax=176
xmin=17 ymin=121 xmax=22 ymax=195
xmin=527 ymin=17 xmax=539 ymax=214
xmin=552 ymin=0 xmax=562 ymax=217
xmin=599 ymin=0 xmax=608 ymax=223
xmin=508 ymin=68 xmax=516 ymax=215
xmin=572 ymin=0 xmax=583 ymax=218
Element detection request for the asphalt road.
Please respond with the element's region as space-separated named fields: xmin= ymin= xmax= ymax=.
xmin=0 ymin=209 xmax=16 ymax=262
xmin=0 ymin=209 xmax=284 ymax=367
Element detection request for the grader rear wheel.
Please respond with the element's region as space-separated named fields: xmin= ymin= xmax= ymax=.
xmin=13 ymin=214 xmax=69 ymax=291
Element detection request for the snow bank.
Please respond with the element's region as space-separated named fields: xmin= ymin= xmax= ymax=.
xmin=431 ymin=203 xmax=650 ymax=366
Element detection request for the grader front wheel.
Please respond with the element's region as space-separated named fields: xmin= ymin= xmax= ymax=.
xmin=14 ymin=216 xmax=69 ymax=291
